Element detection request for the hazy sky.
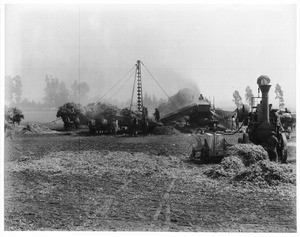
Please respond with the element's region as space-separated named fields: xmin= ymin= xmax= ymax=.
xmin=5 ymin=4 xmax=296 ymax=110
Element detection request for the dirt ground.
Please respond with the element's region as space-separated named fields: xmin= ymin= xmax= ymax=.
xmin=4 ymin=129 xmax=297 ymax=232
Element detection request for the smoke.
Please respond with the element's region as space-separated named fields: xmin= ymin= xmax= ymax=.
xmin=141 ymin=66 xmax=200 ymax=98
xmin=158 ymin=87 xmax=201 ymax=117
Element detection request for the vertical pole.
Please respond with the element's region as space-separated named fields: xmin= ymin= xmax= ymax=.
xmin=259 ymin=84 xmax=271 ymax=123
xmin=130 ymin=65 xmax=137 ymax=112
xmin=136 ymin=60 xmax=143 ymax=112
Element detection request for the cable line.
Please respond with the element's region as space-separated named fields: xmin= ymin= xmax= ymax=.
xmin=141 ymin=61 xmax=179 ymax=110
xmin=96 ymin=65 xmax=136 ymax=104
xmin=130 ymin=67 xmax=138 ymax=111
xmin=108 ymin=68 xmax=136 ymax=101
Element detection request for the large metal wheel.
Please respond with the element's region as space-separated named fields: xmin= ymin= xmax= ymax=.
xmin=243 ymin=133 xmax=250 ymax=143
xmin=278 ymin=133 xmax=288 ymax=163
xmin=280 ymin=148 xmax=288 ymax=163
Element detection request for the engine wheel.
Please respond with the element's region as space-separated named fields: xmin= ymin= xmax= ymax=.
xmin=278 ymin=133 xmax=288 ymax=163
xmin=243 ymin=133 xmax=250 ymax=143
xmin=280 ymin=148 xmax=288 ymax=163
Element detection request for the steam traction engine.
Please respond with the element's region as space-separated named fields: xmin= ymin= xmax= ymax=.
xmin=239 ymin=75 xmax=288 ymax=163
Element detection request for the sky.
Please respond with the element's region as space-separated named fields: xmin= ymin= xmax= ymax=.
xmin=4 ymin=4 xmax=296 ymax=111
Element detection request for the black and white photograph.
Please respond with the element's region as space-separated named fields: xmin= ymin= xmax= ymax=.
xmin=1 ymin=0 xmax=298 ymax=234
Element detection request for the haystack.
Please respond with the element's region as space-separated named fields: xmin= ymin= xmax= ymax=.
xmin=204 ymin=143 xmax=294 ymax=186
xmin=225 ymin=144 xmax=268 ymax=166
xmin=25 ymin=123 xmax=56 ymax=134
xmin=204 ymin=156 xmax=245 ymax=179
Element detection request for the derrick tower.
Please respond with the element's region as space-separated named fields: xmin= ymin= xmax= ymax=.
xmin=136 ymin=60 xmax=143 ymax=112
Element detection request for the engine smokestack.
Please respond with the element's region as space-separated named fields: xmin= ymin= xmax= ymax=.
xmin=257 ymin=75 xmax=271 ymax=123
xmin=259 ymin=85 xmax=271 ymax=123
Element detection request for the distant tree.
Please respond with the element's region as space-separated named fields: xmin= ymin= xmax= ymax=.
xmin=36 ymin=102 xmax=44 ymax=110
xmin=44 ymin=75 xmax=69 ymax=109
xmin=232 ymin=90 xmax=242 ymax=107
xmin=245 ymin=86 xmax=254 ymax=107
xmin=19 ymin=98 xmax=41 ymax=110
xmin=70 ymin=80 xmax=90 ymax=105
xmin=143 ymin=92 xmax=151 ymax=107
xmin=5 ymin=75 xmax=23 ymax=104
xmin=5 ymin=106 xmax=24 ymax=125
xmin=275 ymin=83 xmax=285 ymax=109
xmin=19 ymin=98 xmax=31 ymax=109
xmin=152 ymin=94 xmax=158 ymax=105
xmin=158 ymin=97 xmax=166 ymax=104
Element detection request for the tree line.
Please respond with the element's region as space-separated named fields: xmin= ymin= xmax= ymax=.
xmin=5 ymin=75 xmax=90 ymax=110
xmin=232 ymin=84 xmax=285 ymax=109
xmin=5 ymin=75 xmax=165 ymax=111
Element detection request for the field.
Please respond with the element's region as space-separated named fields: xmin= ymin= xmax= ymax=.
xmin=4 ymin=129 xmax=297 ymax=232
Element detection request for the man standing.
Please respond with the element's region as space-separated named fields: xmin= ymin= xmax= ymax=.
xmin=231 ymin=115 xmax=235 ymax=130
xmin=154 ymin=108 xmax=160 ymax=123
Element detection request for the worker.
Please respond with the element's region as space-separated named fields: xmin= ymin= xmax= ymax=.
xmin=269 ymin=103 xmax=273 ymax=112
xmin=231 ymin=115 xmax=235 ymax=130
xmin=154 ymin=108 xmax=160 ymax=122
xmin=285 ymin=108 xmax=291 ymax=113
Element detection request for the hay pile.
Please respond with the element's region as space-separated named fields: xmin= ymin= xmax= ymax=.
xmin=235 ymin=160 xmax=295 ymax=185
xmin=225 ymin=144 xmax=269 ymax=166
xmin=151 ymin=126 xmax=180 ymax=135
xmin=5 ymin=123 xmax=57 ymax=136
xmin=24 ymin=123 xmax=57 ymax=134
xmin=204 ymin=156 xmax=245 ymax=179
xmin=205 ymin=144 xmax=294 ymax=186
